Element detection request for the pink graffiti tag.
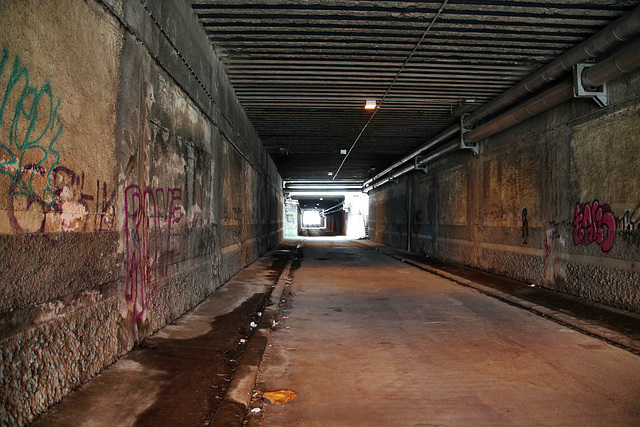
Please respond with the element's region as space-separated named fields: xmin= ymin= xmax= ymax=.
xmin=572 ymin=200 xmax=616 ymax=254
xmin=124 ymin=184 xmax=183 ymax=323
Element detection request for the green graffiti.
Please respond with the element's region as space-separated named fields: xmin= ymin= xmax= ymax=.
xmin=0 ymin=47 xmax=62 ymax=206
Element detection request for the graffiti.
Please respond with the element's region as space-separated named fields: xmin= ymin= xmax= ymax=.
xmin=224 ymin=207 xmax=245 ymax=234
xmin=228 ymin=207 xmax=246 ymax=253
xmin=7 ymin=163 xmax=115 ymax=233
xmin=0 ymin=48 xmax=62 ymax=207
xmin=232 ymin=229 xmax=243 ymax=253
xmin=124 ymin=185 xmax=184 ymax=322
xmin=189 ymin=211 xmax=204 ymax=228
xmin=544 ymin=234 xmax=552 ymax=257
xmin=0 ymin=48 xmax=114 ymax=233
xmin=618 ymin=204 xmax=640 ymax=232
xmin=521 ymin=208 xmax=529 ymax=245
xmin=223 ymin=207 xmax=245 ymax=224
xmin=544 ymin=221 xmax=564 ymax=258
xmin=487 ymin=210 xmax=500 ymax=221
xmin=572 ymin=200 xmax=616 ymax=254
xmin=413 ymin=209 xmax=423 ymax=225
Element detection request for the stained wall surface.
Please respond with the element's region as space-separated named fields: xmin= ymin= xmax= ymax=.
xmin=370 ymin=69 xmax=640 ymax=314
xmin=0 ymin=0 xmax=282 ymax=424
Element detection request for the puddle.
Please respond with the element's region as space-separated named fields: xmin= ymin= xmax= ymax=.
xmin=132 ymin=246 xmax=296 ymax=425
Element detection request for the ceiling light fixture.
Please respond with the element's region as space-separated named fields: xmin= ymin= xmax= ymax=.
xmin=364 ymin=100 xmax=377 ymax=110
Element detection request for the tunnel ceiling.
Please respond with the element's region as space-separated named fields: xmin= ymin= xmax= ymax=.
xmin=191 ymin=0 xmax=639 ymax=182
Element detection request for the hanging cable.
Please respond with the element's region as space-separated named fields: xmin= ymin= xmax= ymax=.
xmin=333 ymin=0 xmax=450 ymax=180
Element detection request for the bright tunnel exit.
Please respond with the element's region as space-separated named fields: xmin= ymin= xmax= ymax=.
xmin=302 ymin=210 xmax=323 ymax=227
xmin=284 ymin=192 xmax=369 ymax=239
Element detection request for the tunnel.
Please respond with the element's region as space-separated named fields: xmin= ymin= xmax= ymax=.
xmin=2 ymin=1 xmax=640 ymax=425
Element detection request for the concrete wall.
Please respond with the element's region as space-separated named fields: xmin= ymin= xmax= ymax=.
xmin=370 ymin=68 xmax=640 ymax=314
xmin=0 ymin=0 xmax=282 ymax=424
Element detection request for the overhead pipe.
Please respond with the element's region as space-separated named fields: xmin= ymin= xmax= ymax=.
xmin=285 ymin=180 xmax=363 ymax=184
xmin=363 ymin=5 xmax=640 ymax=190
xmin=284 ymin=179 xmax=363 ymax=192
xmin=323 ymin=202 xmax=345 ymax=215
xmin=463 ymin=5 xmax=640 ymax=127
xmin=285 ymin=185 xmax=362 ymax=191
xmin=581 ymin=36 xmax=640 ymax=88
xmin=466 ymin=36 xmax=640 ymax=144
xmin=362 ymin=124 xmax=459 ymax=188
xmin=365 ymin=33 xmax=640 ymax=192
xmin=363 ymin=141 xmax=459 ymax=192
xmin=464 ymin=80 xmax=574 ymax=143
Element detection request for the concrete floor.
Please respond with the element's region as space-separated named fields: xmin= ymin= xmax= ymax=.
xmin=253 ymin=239 xmax=640 ymax=426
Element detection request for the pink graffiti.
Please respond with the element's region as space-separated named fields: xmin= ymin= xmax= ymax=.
xmin=572 ymin=200 xmax=616 ymax=254
xmin=124 ymin=184 xmax=183 ymax=323
xmin=544 ymin=235 xmax=552 ymax=258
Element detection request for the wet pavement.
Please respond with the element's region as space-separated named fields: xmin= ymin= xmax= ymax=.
xmin=251 ymin=239 xmax=640 ymax=426
xmin=28 ymin=239 xmax=640 ymax=426
xmin=30 ymin=245 xmax=293 ymax=427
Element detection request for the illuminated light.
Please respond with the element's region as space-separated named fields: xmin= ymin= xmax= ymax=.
xmin=364 ymin=99 xmax=377 ymax=110
xmin=328 ymin=172 xmax=333 ymax=176
xmin=340 ymin=149 xmax=347 ymax=155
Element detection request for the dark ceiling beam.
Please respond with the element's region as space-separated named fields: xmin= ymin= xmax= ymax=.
xmin=194 ymin=10 xmax=615 ymax=25
xmin=226 ymin=61 xmax=533 ymax=72
xmin=200 ymin=19 xmax=597 ymax=35
xmin=192 ymin=0 xmax=630 ymax=10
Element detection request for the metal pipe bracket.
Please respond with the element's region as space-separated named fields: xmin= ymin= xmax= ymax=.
xmin=460 ymin=114 xmax=479 ymax=155
xmin=414 ymin=156 xmax=429 ymax=174
xmin=574 ymin=63 xmax=609 ymax=108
